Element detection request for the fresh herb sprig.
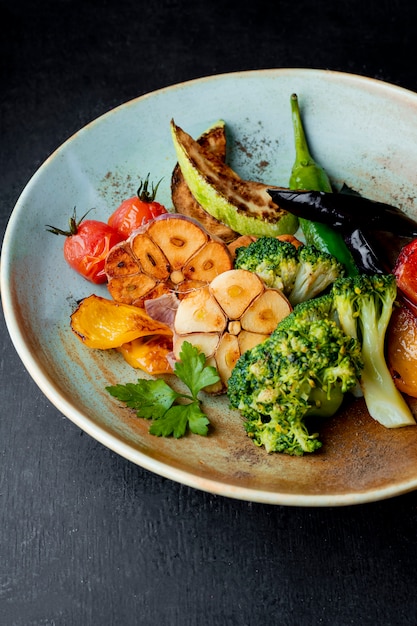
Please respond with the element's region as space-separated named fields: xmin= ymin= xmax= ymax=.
xmin=106 ymin=342 xmax=220 ymax=438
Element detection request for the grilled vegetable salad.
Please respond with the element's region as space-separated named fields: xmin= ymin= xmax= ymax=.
xmin=51 ymin=94 xmax=417 ymax=455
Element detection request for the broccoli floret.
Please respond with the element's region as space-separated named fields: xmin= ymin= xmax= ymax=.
xmin=289 ymin=245 xmax=344 ymax=305
xmin=234 ymin=237 xmax=299 ymax=292
xmin=234 ymin=237 xmax=344 ymax=305
xmin=332 ymin=274 xmax=415 ymax=428
xmin=228 ymin=317 xmax=363 ymax=455
xmin=276 ymin=292 xmax=335 ymax=333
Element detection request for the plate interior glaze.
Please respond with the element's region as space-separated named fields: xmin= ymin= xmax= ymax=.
xmin=3 ymin=68 xmax=417 ymax=506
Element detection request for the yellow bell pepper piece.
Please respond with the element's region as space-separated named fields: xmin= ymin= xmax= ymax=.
xmin=117 ymin=336 xmax=173 ymax=375
xmin=70 ymin=294 xmax=172 ymax=349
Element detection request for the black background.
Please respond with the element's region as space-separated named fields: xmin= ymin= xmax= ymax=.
xmin=2 ymin=1 xmax=417 ymax=624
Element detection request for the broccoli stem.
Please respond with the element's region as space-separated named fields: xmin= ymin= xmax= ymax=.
xmin=333 ymin=275 xmax=415 ymax=428
xmin=359 ymin=300 xmax=415 ymax=427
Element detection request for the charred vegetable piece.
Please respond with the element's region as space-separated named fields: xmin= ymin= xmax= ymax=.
xmin=268 ymin=189 xmax=392 ymax=274
xmin=70 ymin=294 xmax=173 ymax=349
xmin=288 ymin=93 xmax=358 ymax=277
xmin=267 ymin=188 xmax=417 ymax=238
xmin=170 ymin=120 xmax=299 ymax=237
xmin=173 ymin=269 xmax=292 ymax=391
xmin=343 ymin=229 xmax=387 ymax=274
xmin=105 ymin=214 xmax=233 ymax=306
xmin=387 ymin=305 xmax=417 ymax=398
xmin=171 ymin=120 xmax=238 ymax=242
xmin=116 ymin=335 xmax=173 ymax=375
xmin=145 ymin=215 xmax=207 ymax=270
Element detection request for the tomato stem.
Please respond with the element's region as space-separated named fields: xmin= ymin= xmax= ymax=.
xmin=137 ymin=173 xmax=163 ymax=203
xmin=46 ymin=207 xmax=95 ymax=237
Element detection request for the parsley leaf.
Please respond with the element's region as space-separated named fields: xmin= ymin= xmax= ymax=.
xmin=106 ymin=378 xmax=179 ymax=420
xmin=174 ymin=341 xmax=220 ymax=398
xmin=106 ymin=342 xmax=220 ymax=439
xmin=149 ymin=403 xmax=209 ymax=438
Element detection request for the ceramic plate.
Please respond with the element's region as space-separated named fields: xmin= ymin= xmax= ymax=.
xmin=3 ymin=68 xmax=417 ymax=506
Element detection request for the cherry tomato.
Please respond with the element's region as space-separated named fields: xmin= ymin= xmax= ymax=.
xmin=393 ymin=238 xmax=417 ymax=308
xmin=108 ymin=174 xmax=167 ymax=238
xmin=47 ymin=210 xmax=124 ymax=284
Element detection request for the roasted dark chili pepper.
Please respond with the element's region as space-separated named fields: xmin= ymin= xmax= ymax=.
xmin=268 ymin=188 xmax=391 ymax=274
xmin=288 ymin=93 xmax=358 ymax=277
xmin=267 ymin=188 xmax=417 ymax=238
xmin=343 ymin=229 xmax=388 ymax=274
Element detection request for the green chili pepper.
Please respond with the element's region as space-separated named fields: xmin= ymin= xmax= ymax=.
xmin=289 ymin=93 xmax=358 ymax=276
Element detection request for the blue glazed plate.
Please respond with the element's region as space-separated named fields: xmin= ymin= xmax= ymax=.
xmin=3 ymin=68 xmax=417 ymax=506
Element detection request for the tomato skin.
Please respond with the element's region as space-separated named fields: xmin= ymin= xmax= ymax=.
xmin=393 ymin=239 xmax=417 ymax=307
xmin=108 ymin=196 xmax=167 ymax=238
xmin=108 ymin=175 xmax=167 ymax=238
xmin=63 ymin=220 xmax=124 ymax=284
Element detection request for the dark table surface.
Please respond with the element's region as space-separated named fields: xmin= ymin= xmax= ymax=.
xmin=2 ymin=1 xmax=417 ymax=624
